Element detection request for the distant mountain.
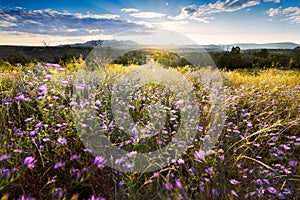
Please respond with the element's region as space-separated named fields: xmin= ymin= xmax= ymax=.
xmin=61 ymin=40 xmax=299 ymax=51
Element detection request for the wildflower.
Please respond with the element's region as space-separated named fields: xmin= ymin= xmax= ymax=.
xmin=88 ymin=195 xmax=105 ymax=200
xmin=45 ymin=75 xmax=52 ymax=80
xmin=53 ymin=188 xmax=64 ymax=199
xmin=230 ymin=179 xmax=240 ymax=185
xmin=15 ymin=94 xmax=25 ymax=101
xmin=70 ymin=154 xmax=81 ymax=161
xmin=153 ymin=172 xmax=159 ymax=178
xmin=71 ymin=168 xmax=81 ymax=179
xmin=13 ymin=149 xmax=23 ymax=154
xmin=18 ymin=195 xmax=36 ymax=200
xmin=212 ymin=188 xmax=219 ymax=197
xmin=165 ymin=183 xmax=173 ymax=191
xmin=205 ymin=167 xmax=214 ymax=175
xmin=57 ymin=137 xmax=67 ymax=145
xmin=94 ymin=156 xmax=105 ymax=169
xmin=288 ymin=160 xmax=298 ymax=168
xmin=267 ymin=186 xmax=277 ymax=194
xmin=194 ymin=149 xmax=205 ymax=160
xmin=127 ymin=151 xmax=137 ymax=157
xmin=177 ymin=158 xmax=185 ymax=165
xmin=1 ymin=169 xmax=11 ymax=180
xmin=54 ymin=161 xmax=66 ymax=169
xmin=44 ymin=63 xmax=61 ymax=68
xmin=231 ymin=190 xmax=238 ymax=197
xmin=276 ymin=192 xmax=286 ymax=199
xmin=175 ymin=179 xmax=183 ymax=189
xmin=118 ymin=180 xmax=125 ymax=186
xmin=0 ymin=154 xmax=11 ymax=161
xmin=70 ymin=102 xmax=78 ymax=106
xmin=283 ymin=188 xmax=292 ymax=194
xmin=23 ymin=156 xmax=36 ymax=169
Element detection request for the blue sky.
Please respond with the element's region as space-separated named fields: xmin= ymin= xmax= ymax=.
xmin=0 ymin=0 xmax=299 ymax=45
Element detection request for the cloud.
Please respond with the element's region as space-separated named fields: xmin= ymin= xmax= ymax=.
xmin=266 ymin=6 xmax=300 ymax=24
xmin=130 ymin=12 xmax=166 ymax=18
xmin=0 ymin=8 xmax=146 ymax=36
xmin=263 ymin=0 xmax=281 ymax=3
xmin=266 ymin=7 xmax=281 ymax=17
xmin=170 ymin=0 xmax=261 ymax=22
xmin=121 ymin=8 xmax=140 ymax=13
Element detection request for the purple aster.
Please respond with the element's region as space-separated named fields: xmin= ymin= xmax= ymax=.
xmin=288 ymin=160 xmax=298 ymax=168
xmin=127 ymin=151 xmax=137 ymax=157
xmin=276 ymin=192 xmax=286 ymax=199
xmin=267 ymin=186 xmax=277 ymax=194
xmin=1 ymin=169 xmax=11 ymax=180
xmin=194 ymin=149 xmax=205 ymax=161
xmin=45 ymin=75 xmax=52 ymax=80
xmin=57 ymin=137 xmax=67 ymax=145
xmin=205 ymin=167 xmax=215 ymax=175
xmin=0 ymin=154 xmax=11 ymax=161
xmin=18 ymin=195 xmax=36 ymax=200
xmin=118 ymin=180 xmax=125 ymax=186
xmin=177 ymin=158 xmax=185 ymax=165
xmin=88 ymin=195 xmax=105 ymax=200
xmin=212 ymin=188 xmax=219 ymax=197
xmin=69 ymin=102 xmax=78 ymax=106
xmin=70 ymin=154 xmax=81 ymax=161
xmin=53 ymin=188 xmax=64 ymax=199
xmin=15 ymin=94 xmax=25 ymax=101
xmin=153 ymin=172 xmax=159 ymax=178
xmin=165 ymin=183 xmax=173 ymax=191
xmin=283 ymin=188 xmax=292 ymax=195
xmin=71 ymin=168 xmax=81 ymax=179
xmin=54 ymin=161 xmax=66 ymax=169
xmin=230 ymin=179 xmax=240 ymax=185
xmin=175 ymin=179 xmax=183 ymax=189
xmin=94 ymin=156 xmax=105 ymax=169
xmin=44 ymin=63 xmax=61 ymax=68
xmin=231 ymin=190 xmax=238 ymax=197
xmin=23 ymin=156 xmax=36 ymax=169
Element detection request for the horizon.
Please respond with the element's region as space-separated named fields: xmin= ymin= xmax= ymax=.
xmin=0 ymin=0 xmax=299 ymax=46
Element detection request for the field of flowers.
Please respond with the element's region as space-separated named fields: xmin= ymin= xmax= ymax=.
xmin=0 ymin=60 xmax=299 ymax=200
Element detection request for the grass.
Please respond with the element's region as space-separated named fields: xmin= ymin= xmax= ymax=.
xmin=0 ymin=60 xmax=299 ymax=200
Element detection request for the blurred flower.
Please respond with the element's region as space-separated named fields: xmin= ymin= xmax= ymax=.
xmin=44 ymin=63 xmax=61 ymax=68
xmin=165 ymin=183 xmax=173 ymax=191
xmin=23 ymin=156 xmax=36 ymax=169
xmin=177 ymin=158 xmax=185 ymax=165
xmin=1 ymin=169 xmax=11 ymax=180
xmin=175 ymin=179 xmax=183 ymax=189
xmin=57 ymin=137 xmax=67 ymax=145
xmin=18 ymin=195 xmax=36 ymax=200
xmin=45 ymin=75 xmax=52 ymax=80
xmin=88 ymin=195 xmax=105 ymax=200
xmin=212 ymin=188 xmax=219 ymax=197
xmin=118 ymin=180 xmax=125 ymax=187
xmin=53 ymin=188 xmax=64 ymax=199
xmin=70 ymin=154 xmax=81 ymax=161
xmin=231 ymin=190 xmax=238 ymax=197
xmin=230 ymin=179 xmax=240 ymax=185
xmin=205 ymin=167 xmax=214 ymax=175
xmin=54 ymin=161 xmax=66 ymax=169
xmin=276 ymin=192 xmax=285 ymax=199
xmin=194 ymin=150 xmax=205 ymax=161
xmin=267 ymin=186 xmax=277 ymax=194
xmin=71 ymin=169 xmax=81 ymax=180
xmin=283 ymin=188 xmax=292 ymax=194
xmin=94 ymin=156 xmax=105 ymax=169
xmin=15 ymin=94 xmax=25 ymax=101
xmin=153 ymin=172 xmax=159 ymax=178
xmin=127 ymin=151 xmax=137 ymax=157
xmin=0 ymin=154 xmax=11 ymax=161
xmin=288 ymin=160 xmax=298 ymax=168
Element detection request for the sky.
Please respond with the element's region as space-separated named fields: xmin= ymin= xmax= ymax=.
xmin=0 ymin=0 xmax=299 ymax=45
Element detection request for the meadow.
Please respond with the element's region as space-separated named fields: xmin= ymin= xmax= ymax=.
xmin=0 ymin=56 xmax=299 ymax=200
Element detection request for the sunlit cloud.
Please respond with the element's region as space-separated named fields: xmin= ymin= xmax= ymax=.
xmin=130 ymin=12 xmax=166 ymax=18
xmin=121 ymin=8 xmax=140 ymax=13
xmin=266 ymin=6 xmax=300 ymax=24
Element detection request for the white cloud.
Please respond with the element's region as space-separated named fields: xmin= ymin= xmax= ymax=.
xmin=266 ymin=7 xmax=281 ymax=17
xmin=267 ymin=6 xmax=300 ymax=24
xmin=263 ymin=0 xmax=281 ymax=3
xmin=130 ymin=12 xmax=166 ymax=18
xmin=170 ymin=0 xmax=261 ymax=22
xmin=121 ymin=8 xmax=140 ymax=13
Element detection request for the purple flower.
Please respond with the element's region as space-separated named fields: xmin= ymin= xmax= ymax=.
xmin=15 ymin=94 xmax=25 ymax=101
xmin=153 ymin=172 xmax=159 ymax=178
xmin=70 ymin=154 xmax=81 ymax=161
xmin=230 ymin=179 xmax=240 ymax=185
xmin=57 ymin=137 xmax=67 ymax=145
xmin=276 ymin=192 xmax=286 ymax=199
xmin=175 ymin=179 xmax=183 ymax=189
xmin=54 ymin=161 xmax=66 ymax=169
xmin=53 ymin=188 xmax=64 ymax=199
xmin=205 ymin=167 xmax=214 ymax=175
xmin=118 ymin=180 xmax=125 ymax=186
xmin=23 ymin=156 xmax=36 ymax=169
xmin=45 ymin=75 xmax=52 ymax=80
xmin=18 ymin=195 xmax=36 ymax=200
xmin=94 ymin=156 xmax=105 ymax=169
xmin=1 ymin=169 xmax=11 ymax=180
xmin=71 ymin=168 xmax=81 ymax=179
xmin=194 ymin=149 xmax=205 ymax=161
xmin=165 ymin=183 xmax=173 ymax=191
xmin=177 ymin=158 xmax=185 ymax=165
xmin=127 ymin=151 xmax=137 ymax=157
xmin=88 ymin=195 xmax=106 ymax=200
xmin=44 ymin=63 xmax=61 ymax=68
xmin=283 ymin=188 xmax=292 ymax=195
xmin=212 ymin=188 xmax=219 ymax=197
xmin=70 ymin=102 xmax=78 ymax=106
xmin=231 ymin=190 xmax=238 ymax=197
xmin=0 ymin=154 xmax=11 ymax=161
xmin=267 ymin=186 xmax=277 ymax=194
xmin=288 ymin=160 xmax=298 ymax=168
